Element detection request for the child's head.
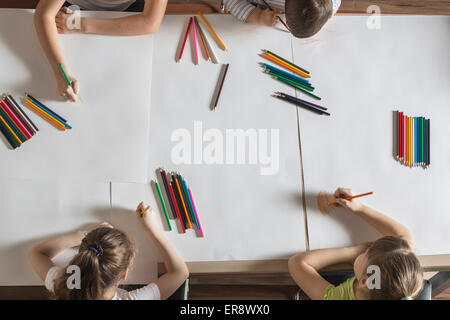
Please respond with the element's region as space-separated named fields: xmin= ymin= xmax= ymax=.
xmin=353 ymin=236 xmax=424 ymax=300
xmin=52 ymin=227 xmax=135 ymax=299
xmin=285 ymin=0 xmax=333 ymax=38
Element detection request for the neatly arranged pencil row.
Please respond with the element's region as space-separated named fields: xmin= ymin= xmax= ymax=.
xmin=154 ymin=169 xmax=204 ymax=237
xmin=24 ymin=93 xmax=72 ymax=131
xmin=260 ymin=49 xmax=323 ymax=102
xmin=395 ymin=111 xmax=430 ymax=168
xmin=178 ymin=13 xmax=226 ymax=65
xmin=0 ymin=94 xmax=39 ymax=149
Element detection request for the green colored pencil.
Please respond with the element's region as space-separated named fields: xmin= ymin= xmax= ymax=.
xmin=155 ymin=181 xmax=172 ymax=230
xmin=59 ymin=64 xmax=83 ymax=102
xmin=271 ymin=75 xmax=322 ymax=100
xmin=266 ymin=70 xmax=314 ymax=91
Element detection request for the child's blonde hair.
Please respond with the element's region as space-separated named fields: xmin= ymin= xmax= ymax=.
xmin=366 ymin=236 xmax=423 ymax=300
xmin=52 ymin=227 xmax=135 ymax=300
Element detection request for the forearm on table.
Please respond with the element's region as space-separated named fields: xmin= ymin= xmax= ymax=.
xmin=291 ymin=246 xmax=361 ymax=271
xmin=355 ymin=205 xmax=414 ymax=248
xmin=34 ymin=3 xmax=67 ymax=76
xmin=29 ymin=230 xmax=84 ymax=259
xmin=82 ymin=0 xmax=167 ymax=35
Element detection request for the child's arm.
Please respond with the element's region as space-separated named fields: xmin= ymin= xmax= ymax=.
xmin=137 ymin=202 xmax=189 ymax=300
xmin=225 ymin=0 xmax=281 ymax=27
xmin=56 ymin=0 xmax=167 ymax=36
xmin=26 ymin=222 xmax=111 ymax=281
xmin=34 ymin=0 xmax=79 ymax=102
xmin=288 ymin=243 xmax=370 ymax=300
xmin=335 ymin=188 xmax=415 ymax=249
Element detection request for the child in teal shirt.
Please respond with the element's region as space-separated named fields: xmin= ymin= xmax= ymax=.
xmin=289 ymin=188 xmax=424 ymax=300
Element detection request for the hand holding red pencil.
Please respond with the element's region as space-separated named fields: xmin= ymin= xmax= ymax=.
xmin=333 ymin=188 xmax=366 ymax=212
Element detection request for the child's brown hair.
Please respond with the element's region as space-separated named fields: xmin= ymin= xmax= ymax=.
xmin=366 ymin=236 xmax=424 ymax=300
xmin=285 ymin=0 xmax=333 ymax=38
xmin=52 ymin=227 xmax=135 ymax=300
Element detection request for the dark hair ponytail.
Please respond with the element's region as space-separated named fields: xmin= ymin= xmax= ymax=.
xmin=52 ymin=227 xmax=134 ymax=300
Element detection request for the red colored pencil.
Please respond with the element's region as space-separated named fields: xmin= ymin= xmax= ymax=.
xmin=178 ymin=17 xmax=193 ymax=62
xmin=398 ymin=111 xmax=402 ymax=161
xmin=0 ymin=100 xmax=32 ymax=139
xmin=169 ymin=182 xmax=186 ymax=233
xmin=403 ymin=114 xmax=406 ymax=164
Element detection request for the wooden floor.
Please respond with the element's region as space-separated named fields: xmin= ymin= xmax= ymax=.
xmin=1 ymin=0 xmax=449 ymax=14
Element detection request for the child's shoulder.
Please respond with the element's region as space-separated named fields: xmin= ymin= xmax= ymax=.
xmin=323 ymin=276 xmax=357 ymax=300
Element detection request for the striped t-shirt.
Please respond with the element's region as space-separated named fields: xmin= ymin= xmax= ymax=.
xmin=224 ymin=0 xmax=341 ymax=22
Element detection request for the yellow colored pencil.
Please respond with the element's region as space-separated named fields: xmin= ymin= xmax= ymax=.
xmin=0 ymin=112 xmax=22 ymax=144
xmin=265 ymin=52 xmax=310 ymax=78
xmin=25 ymin=99 xmax=66 ymax=131
xmin=198 ymin=12 xmax=227 ymax=51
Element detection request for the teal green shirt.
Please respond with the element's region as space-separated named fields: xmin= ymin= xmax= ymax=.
xmin=323 ymin=277 xmax=357 ymax=300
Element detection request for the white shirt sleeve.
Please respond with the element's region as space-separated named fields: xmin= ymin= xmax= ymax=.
xmin=332 ymin=0 xmax=341 ymax=13
xmin=44 ymin=266 xmax=62 ymax=293
xmin=117 ymin=283 xmax=161 ymax=300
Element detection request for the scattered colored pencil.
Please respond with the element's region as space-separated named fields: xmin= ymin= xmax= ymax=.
xmin=24 ymin=99 xmax=67 ymax=131
xmin=213 ymin=63 xmax=229 ymax=110
xmin=276 ymin=92 xmax=326 ymax=111
xmin=328 ymin=192 xmax=373 ymax=205
xmin=262 ymin=63 xmax=310 ymax=86
xmin=7 ymin=94 xmax=38 ymax=132
xmin=264 ymin=50 xmax=309 ymax=75
xmin=26 ymin=93 xmax=69 ymax=126
xmin=271 ymin=74 xmax=321 ymax=100
xmin=262 ymin=53 xmax=310 ymax=79
xmin=194 ymin=16 xmax=210 ymax=61
xmin=191 ymin=17 xmax=200 ymax=65
xmin=196 ymin=17 xmax=219 ymax=64
xmin=188 ymin=188 xmax=205 ymax=237
xmin=155 ymin=181 xmax=172 ymax=231
xmin=274 ymin=92 xmax=329 ymax=115
xmin=266 ymin=70 xmax=314 ymax=91
xmin=178 ymin=17 xmax=192 ymax=62
xmin=198 ymin=12 xmax=227 ymax=51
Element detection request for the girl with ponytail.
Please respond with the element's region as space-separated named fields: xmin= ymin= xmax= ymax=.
xmin=27 ymin=202 xmax=189 ymax=300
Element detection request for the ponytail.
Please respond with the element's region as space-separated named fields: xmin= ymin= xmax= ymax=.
xmin=51 ymin=227 xmax=134 ymax=300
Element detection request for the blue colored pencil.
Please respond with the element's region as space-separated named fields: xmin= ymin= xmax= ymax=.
xmin=182 ymin=178 xmax=199 ymax=229
xmin=26 ymin=93 xmax=72 ymax=129
xmin=262 ymin=63 xmax=311 ymax=86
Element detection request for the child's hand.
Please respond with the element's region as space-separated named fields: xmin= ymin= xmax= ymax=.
xmin=55 ymin=7 xmax=83 ymax=34
xmin=259 ymin=8 xmax=283 ymax=27
xmin=56 ymin=72 xmax=79 ymax=102
xmin=136 ymin=201 xmax=160 ymax=232
xmin=334 ymin=188 xmax=365 ymax=213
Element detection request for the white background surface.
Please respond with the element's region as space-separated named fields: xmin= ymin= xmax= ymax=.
xmin=0 ymin=10 xmax=153 ymax=183
xmin=0 ymin=11 xmax=448 ymax=286
xmin=292 ymin=16 xmax=450 ymax=254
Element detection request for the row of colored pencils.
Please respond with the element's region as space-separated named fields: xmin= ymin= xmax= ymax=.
xmin=0 ymin=94 xmax=39 ymax=149
xmin=178 ymin=13 xmax=226 ymax=65
xmin=395 ymin=111 xmax=430 ymax=168
xmin=24 ymin=93 xmax=72 ymax=131
xmin=260 ymin=49 xmax=323 ymax=102
xmin=155 ymin=168 xmax=205 ymax=237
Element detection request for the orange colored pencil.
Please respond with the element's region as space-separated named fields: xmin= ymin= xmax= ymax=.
xmin=265 ymin=52 xmax=309 ymax=78
xmin=0 ymin=112 xmax=22 ymax=145
xmin=194 ymin=16 xmax=210 ymax=61
xmin=25 ymin=99 xmax=66 ymax=131
xmin=328 ymin=192 xmax=373 ymax=205
xmin=262 ymin=54 xmax=310 ymax=78
xmin=175 ymin=177 xmax=193 ymax=229
xmin=198 ymin=12 xmax=227 ymax=51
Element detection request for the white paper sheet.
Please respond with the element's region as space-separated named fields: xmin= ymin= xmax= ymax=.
xmin=0 ymin=9 xmax=152 ymax=183
xmin=136 ymin=15 xmax=307 ymax=262
xmin=292 ymin=16 xmax=450 ymax=254
xmin=0 ymin=179 xmax=111 ymax=285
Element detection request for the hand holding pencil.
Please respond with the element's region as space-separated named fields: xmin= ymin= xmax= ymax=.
xmin=57 ymin=64 xmax=80 ymax=102
xmin=136 ymin=201 xmax=161 ymax=233
xmin=333 ymin=188 xmax=368 ymax=212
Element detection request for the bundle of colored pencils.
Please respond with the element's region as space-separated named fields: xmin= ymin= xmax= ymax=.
xmin=24 ymin=93 xmax=72 ymax=131
xmin=178 ymin=13 xmax=226 ymax=65
xmin=273 ymin=92 xmax=329 ymax=115
xmin=260 ymin=49 xmax=323 ymax=104
xmin=395 ymin=111 xmax=430 ymax=168
xmin=0 ymin=93 xmax=39 ymax=149
xmin=154 ymin=168 xmax=205 ymax=237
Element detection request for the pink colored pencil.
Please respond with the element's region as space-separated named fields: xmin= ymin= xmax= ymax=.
xmin=178 ymin=17 xmax=193 ymax=62
xmin=0 ymin=100 xmax=32 ymax=139
xmin=191 ymin=17 xmax=200 ymax=65
xmin=188 ymin=188 xmax=204 ymax=237
xmin=403 ymin=114 xmax=406 ymax=164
